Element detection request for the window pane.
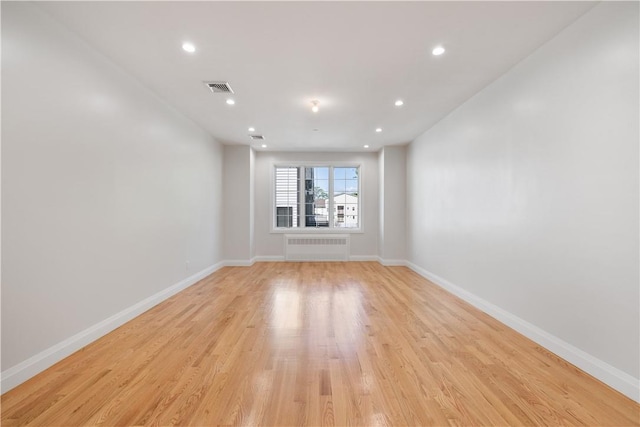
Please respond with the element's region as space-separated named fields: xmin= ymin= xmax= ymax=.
xmin=346 ymin=180 xmax=358 ymax=195
xmin=304 ymin=167 xmax=329 ymax=227
xmin=275 ymin=167 xmax=299 ymax=228
xmin=276 ymin=207 xmax=293 ymax=228
xmin=332 ymin=167 xmax=359 ymax=228
xmin=344 ymin=216 xmax=358 ymax=228
xmin=314 ymin=167 xmax=329 ymax=180
xmin=315 ymin=180 xmax=329 ymax=199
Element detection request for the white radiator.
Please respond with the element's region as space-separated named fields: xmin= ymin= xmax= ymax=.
xmin=284 ymin=234 xmax=350 ymax=261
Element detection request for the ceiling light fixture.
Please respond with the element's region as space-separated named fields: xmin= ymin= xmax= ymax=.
xmin=311 ymin=100 xmax=319 ymax=113
xmin=432 ymin=46 xmax=445 ymax=56
xmin=261 ymin=144 xmax=267 ymax=148
xmin=226 ymin=99 xmax=235 ymax=105
xmin=375 ymin=128 xmax=382 ymax=133
xmin=182 ymin=42 xmax=196 ymax=53
xmin=248 ymin=127 xmax=255 ymax=132
xmin=364 ymin=145 xmax=370 ymax=148
xmin=395 ymin=100 xmax=404 ymax=107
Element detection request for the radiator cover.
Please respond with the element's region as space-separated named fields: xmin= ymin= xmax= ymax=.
xmin=284 ymin=234 xmax=350 ymax=261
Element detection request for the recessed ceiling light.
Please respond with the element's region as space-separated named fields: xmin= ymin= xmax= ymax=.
xmin=375 ymin=128 xmax=382 ymax=133
xmin=432 ymin=46 xmax=445 ymax=56
xmin=261 ymin=144 xmax=267 ymax=148
xmin=395 ymin=100 xmax=404 ymax=107
xmin=364 ymin=145 xmax=370 ymax=148
xmin=311 ymin=100 xmax=319 ymax=113
xmin=248 ymin=127 xmax=255 ymax=132
xmin=226 ymin=99 xmax=235 ymax=105
xmin=313 ymin=129 xmax=319 ymax=132
xmin=182 ymin=42 xmax=196 ymax=53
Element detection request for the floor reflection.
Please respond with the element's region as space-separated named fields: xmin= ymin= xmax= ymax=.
xmin=269 ymin=280 xmax=365 ymax=358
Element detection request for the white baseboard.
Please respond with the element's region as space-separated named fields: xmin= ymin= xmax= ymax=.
xmin=225 ymin=256 xmax=379 ymax=264
xmin=378 ymin=257 xmax=407 ymax=266
xmin=0 ymin=261 xmax=225 ymax=394
xmin=224 ymin=259 xmax=255 ymax=266
xmin=405 ymin=261 xmax=640 ymax=403
xmin=253 ymin=256 xmax=285 ymax=262
xmin=349 ymin=255 xmax=379 ymax=261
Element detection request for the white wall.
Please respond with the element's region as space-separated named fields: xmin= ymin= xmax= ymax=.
xmin=254 ymin=151 xmax=379 ymax=260
xmin=249 ymin=148 xmax=255 ymax=260
xmin=2 ymin=2 xmax=224 ymax=384
xmin=378 ymin=146 xmax=406 ymax=264
xmin=223 ymin=145 xmax=254 ymax=264
xmin=407 ymin=1 xmax=639 ymax=398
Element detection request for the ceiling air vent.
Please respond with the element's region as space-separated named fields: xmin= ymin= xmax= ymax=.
xmin=204 ymin=81 xmax=234 ymax=94
xmin=249 ymin=135 xmax=265 ymax=140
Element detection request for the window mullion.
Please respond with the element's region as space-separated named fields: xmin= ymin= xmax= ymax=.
xmin=328 ymin=166 xmax=334 ymax=228
xmin=299 ymin=166 xmax=305 ymax=229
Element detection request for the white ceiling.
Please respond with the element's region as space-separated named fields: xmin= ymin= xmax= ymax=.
xmin=38 ymin=1 xmax=596 ymax=152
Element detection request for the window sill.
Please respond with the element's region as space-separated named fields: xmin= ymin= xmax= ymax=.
xmin=270 ymin=228 xmax=364 ymax=234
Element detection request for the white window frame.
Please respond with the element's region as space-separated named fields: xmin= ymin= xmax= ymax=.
xmin=271 ymin=162 xmax=363 ymax=234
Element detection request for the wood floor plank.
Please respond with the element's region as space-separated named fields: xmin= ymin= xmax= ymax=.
xmin=2 ymin=262 xmax=638 ymax=426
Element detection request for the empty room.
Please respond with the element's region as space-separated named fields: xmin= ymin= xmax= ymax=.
xmin=1 ymin=1 xmax=639 ymax=426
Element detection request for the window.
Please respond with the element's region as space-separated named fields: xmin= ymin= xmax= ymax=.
xmin=275 ymin=167 xmax=299 ymax=228
xmin=276 ymin=207 xmax=293 ymax=228
xmin=274 ymin=165 xmax=360 ymax=230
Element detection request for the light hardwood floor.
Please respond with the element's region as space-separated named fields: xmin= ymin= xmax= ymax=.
xmin=2 ymin=262 xmax=638 ymax=426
